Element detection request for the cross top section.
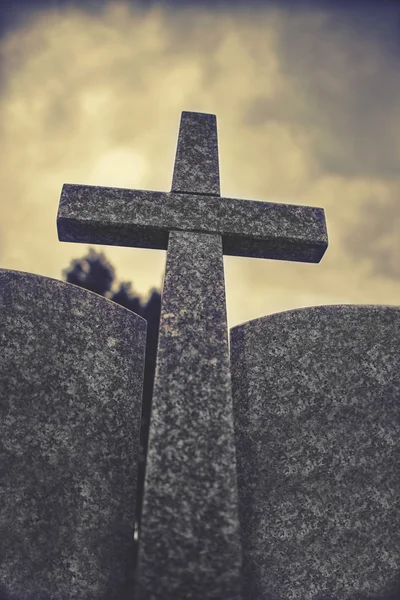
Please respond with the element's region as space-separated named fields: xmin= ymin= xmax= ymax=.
xmin=57 ymin=111 xmax=328 ymax=264
xmin=171 ymin=111 xmax=220 ymax=196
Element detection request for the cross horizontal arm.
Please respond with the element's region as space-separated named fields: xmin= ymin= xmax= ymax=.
xmin=57 ymin=183 xmax=328 ymax=263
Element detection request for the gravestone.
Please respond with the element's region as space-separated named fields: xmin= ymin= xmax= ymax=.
xmin=0 ymin=270 xmax=146 ymax=600
xmin=56 ymin=110 xmax=328 ymax=599
xmin=230 ymin=305 xmax=400 ymax=600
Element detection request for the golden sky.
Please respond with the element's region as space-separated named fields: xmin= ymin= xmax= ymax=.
xmin=1 ymin=2 xmax=399 ymax=339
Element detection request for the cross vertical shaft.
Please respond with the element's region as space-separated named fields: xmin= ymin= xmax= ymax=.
xmin=135 ymin=113 xmax=244 ymax=599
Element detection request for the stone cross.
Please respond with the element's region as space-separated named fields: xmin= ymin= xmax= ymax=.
xmin=57 ymin=111 xmax=328 ymax=600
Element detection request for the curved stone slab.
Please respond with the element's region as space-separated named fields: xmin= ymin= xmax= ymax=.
xmin=230 ymin=305 xmax=400 ymax=600
xmin=0 ymin=269 xmax=147 ymax=600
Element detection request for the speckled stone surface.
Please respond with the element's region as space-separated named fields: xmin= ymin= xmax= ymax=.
xmin=57 ymin=183 xmax=327 ymax=263
xmin=230 ymin=305 xmax=400 ymax=600
xmin=136 ymin=228 xmax=244 ymax=600
xmin=57 ymin=108 xmax=328 ymax=266
xmin=0 ymin=269 xmax=146 ymax=600
xmin=135 ymin=113 xmax=244 ymax=600
xmin=56 ymin=110 xmax=329 ymax=599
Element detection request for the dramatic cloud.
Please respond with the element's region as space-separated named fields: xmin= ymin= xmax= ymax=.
xmin=0 ymin=1 xmax=399 ymax=335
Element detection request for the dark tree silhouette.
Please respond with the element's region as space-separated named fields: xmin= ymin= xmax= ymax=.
xmin=61 ymin=247 xmax=161 ymax=571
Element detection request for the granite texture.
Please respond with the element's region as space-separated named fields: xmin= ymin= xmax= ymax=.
xmin=171 ymin=111 xmax=220 ymax=195
xmin=57 ymin=188 xmax=328 ymax=263
xmin=56 ymin=110 xmax=329 ymax=599
xmin=136 ymin=229 xmax=244 ymax=600
xmin=0 ymin=269 xmax=146 ymax=600
xmin=135 ymin=113 xmax=244 ymax=600
xmin=230 ymin=305 xmax=400 ymax=600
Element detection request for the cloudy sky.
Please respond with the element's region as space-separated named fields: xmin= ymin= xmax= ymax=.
xmin=1 ymin=0 xmax=399 ymax=339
